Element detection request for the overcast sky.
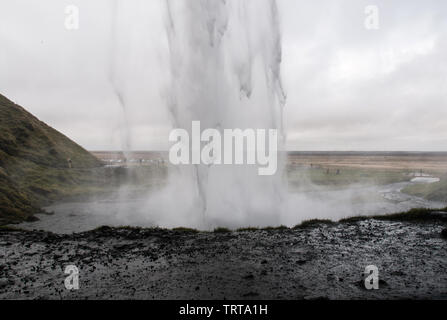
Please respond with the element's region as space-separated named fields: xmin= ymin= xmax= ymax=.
xmin=0 ymin=0 xmax=446 ymax=151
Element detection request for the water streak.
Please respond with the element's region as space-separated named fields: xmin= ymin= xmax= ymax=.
xmin=161 ymin=0 xmax=287 ymax=228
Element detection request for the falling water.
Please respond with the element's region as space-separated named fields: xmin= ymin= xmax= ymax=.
xmin=13 ymin=1 xmax=447 ymax=234
xmin=109 ymin=0 xmax=132 ymax=161
xmin=158 ymin=0 xmax=287 ymax=228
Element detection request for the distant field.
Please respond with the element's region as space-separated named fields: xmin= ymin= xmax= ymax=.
xmin=92 ymin=151 xmax=447 ymax=172
xmin=90 ymin=151 xmax=447 ymax=202
xmin=288 ymin=151 xmax=447 ymax=173
xmin=286 ymin=165 xmax=411 ymax=190
xmin=286 ymin=152 xmax=447 ymax=201
xmin=91 ymin=151 xmax=168 ymax=163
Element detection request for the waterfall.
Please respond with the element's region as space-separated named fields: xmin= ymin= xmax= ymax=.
xmin=161 ymin=0 xmax=287 ymax=228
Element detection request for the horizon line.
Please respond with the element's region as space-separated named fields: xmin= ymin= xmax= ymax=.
xmin=88 ymin=150 xmax=447 ymax=154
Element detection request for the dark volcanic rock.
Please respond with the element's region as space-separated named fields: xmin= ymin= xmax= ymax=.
xmin=0 ymin=220 xmax=446 ymax=300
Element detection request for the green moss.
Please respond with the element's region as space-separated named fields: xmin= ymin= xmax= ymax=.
xmin=263 ymin=225 xmax=289 ymax=231
xmin=339 ymin=207 xmax=447 ymax=223
xmin=0 ymin=93 xmax=104 ymax=224
xmin=236 ymin=227 xmax=260 ymax=232
xmin=0 ymin=225 xmax=28 ymax=232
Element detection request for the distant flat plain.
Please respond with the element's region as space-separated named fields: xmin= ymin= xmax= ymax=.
xmin=288 ymin=152 xmax=447 ymax=172
xmin=92 ymin=151 xmax=447 ymax=172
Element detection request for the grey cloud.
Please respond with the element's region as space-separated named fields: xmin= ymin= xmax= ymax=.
xmin=0 ymin=0 xmax=446 ymax=151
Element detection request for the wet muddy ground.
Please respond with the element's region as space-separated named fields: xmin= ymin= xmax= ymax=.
xmin=1 ymin=218 xmax=446 ymax=300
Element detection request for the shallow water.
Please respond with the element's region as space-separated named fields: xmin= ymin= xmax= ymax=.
xmin=16 ymin=179 xmax=446 ymax=234
xmin=411 ymin=177 xmax=440 ymax=183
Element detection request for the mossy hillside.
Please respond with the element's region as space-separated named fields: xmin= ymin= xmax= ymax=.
xmin=0 ymin=93 xmax=103 ymax=223
xmin=0 ymin=166 xmax=39 ymax=222
xmin=0 ymin=94 xmax=101 ymax=168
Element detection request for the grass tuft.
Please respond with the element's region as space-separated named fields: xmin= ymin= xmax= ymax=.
xmin=236 ymin=227 xmax=260 ymax=232
xmin=339 ymin=207 xmax=447 ymax=223
xmin=263 ymin=225 xmax=289 ymax=231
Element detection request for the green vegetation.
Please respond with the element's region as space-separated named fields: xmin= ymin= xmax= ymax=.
xmin=262 ymin=225 xmax=289 ymax=231
xmin=0 ymin=94 xmax=101 ymax=169
xmin=339 ymin=207 xmax=447 ymax=223
xmin=0 ymin=225 xmax=28 ymax=232
xmin=288 ymin=164 xmax=447 ymax=205
xmin=1 ymin=91 xmax=444 ymax=228
xmin=287 ymin=165 xmax=411 ymax=191
xmin=0 ymin=93 xmax=102 ymax=224
xmin=402 ymin=174 xmax=447 ymax=203
xmin=236 ymin=227 xmax=262 ymax=232
xmin=0 ymin=94 xmax=169 ymax=225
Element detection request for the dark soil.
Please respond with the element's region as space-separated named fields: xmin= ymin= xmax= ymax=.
xmin=1 ymin=218 xmax=446 ymax=300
